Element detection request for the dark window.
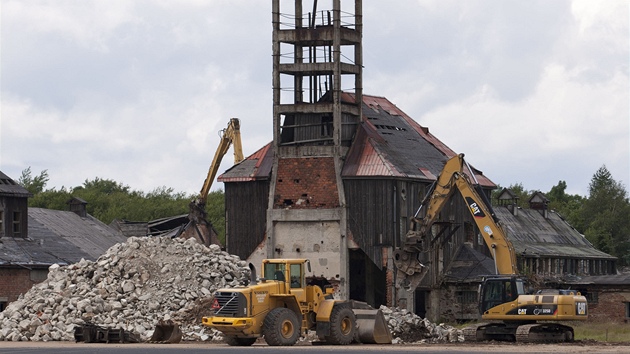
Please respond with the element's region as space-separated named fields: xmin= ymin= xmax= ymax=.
xmin=290 ymin=263 xmax=302 ymax=289
xmin=586 ymin=291 xmax=598 ymax=304
xmin=12 ymin=211 xmax=21 ymax=234
xmin=321 ymin=116 xmax=333 ymax=137
xmin=456 ymin=291 xmax=477 ymax=304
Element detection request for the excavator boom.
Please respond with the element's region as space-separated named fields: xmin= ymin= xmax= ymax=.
xmin=179 ymin=118 xmax=244 ymax=246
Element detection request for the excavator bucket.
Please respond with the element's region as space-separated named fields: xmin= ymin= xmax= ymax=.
xmin=351 ymin=308 xmax=392 ymax=344
xmin=148 ymin=320 xmax=182 ymax=344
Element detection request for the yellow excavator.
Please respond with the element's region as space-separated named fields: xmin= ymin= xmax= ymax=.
xmin=393 ymin=153 xmax=588 ymax=342
xmin=202 ymin=258 xmax=391 ymax=346
xmin=178 ymin=118 xmax=244 ymax=246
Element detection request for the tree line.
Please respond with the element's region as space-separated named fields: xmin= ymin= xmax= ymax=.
xmin=18 ymin=164 xmax=630 ymax=265
xmin=491 ymin=165 xmax=630 ymax=266
xmin=17 ymin=167 xmax=226 ymax=243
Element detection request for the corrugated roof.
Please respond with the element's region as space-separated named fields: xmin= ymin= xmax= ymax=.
xmin=219 ymin=143 xmax=273 ymax=182
xmin=342 ymin=95 xmax=495 ymax=187
xmin=0 ymin=208 xmax=127 ymax=267
xmin=0 ymin=171 xmax=32 ymax=198
xmin=496 ymin=207 xmax=615 ymax=260
xmin=563 ymin=274 xmax=630 ymax=286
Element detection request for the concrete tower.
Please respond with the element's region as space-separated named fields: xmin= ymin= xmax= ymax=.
xmin=263 ymin=0 xmax=362 ymax=298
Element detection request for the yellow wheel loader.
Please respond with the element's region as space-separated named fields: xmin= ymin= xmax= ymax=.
xmin=202 ymin=258 xmax=391 ymax=346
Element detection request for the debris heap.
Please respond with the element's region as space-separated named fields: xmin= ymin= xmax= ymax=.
xmin=0 ymin=237 xmax=250 ymax=342
xmin=381 ymin=306 xmax=464 ymax=343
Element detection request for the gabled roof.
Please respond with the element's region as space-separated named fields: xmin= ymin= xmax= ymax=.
xmin=495 ymin=207 xmax=615 ymax=260
xmin=342 ymin=94 xmax=494 ymax=187
xmin=0 ymin=208 xmax=127 ymax=267
xmin=218 ymin=94 xmax=495 ymax=187
xmin=0 ymin=171 xmax=32 ymax=198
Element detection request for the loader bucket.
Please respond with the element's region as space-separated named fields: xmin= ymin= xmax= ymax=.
xmin=352 ymin=308 xmax=392 ymax=344
xmin=148 ymin=320 xmax=182 ymax=344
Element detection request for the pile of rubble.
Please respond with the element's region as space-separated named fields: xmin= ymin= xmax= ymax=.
xmin=0 ymin=235 xmax=462 ymax=344
xmin=381 ymin=306 xmax=463 ymax=343
xmin=0 ymin=237 xmax=250 ymax=342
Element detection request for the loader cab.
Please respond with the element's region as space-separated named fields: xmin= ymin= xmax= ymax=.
xmin=479 ymin=276 xmax=525 ymax=313
xmin=264 ymin=262 xmax=287 ymax=282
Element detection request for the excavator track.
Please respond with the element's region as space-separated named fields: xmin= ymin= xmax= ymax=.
xmin=462 ymin=323 xmax=488 ymax=342
xmin=463 ymin=322 xmax=574 ymax=343
xmin=515 ymin=323 xmax=574 ymax=343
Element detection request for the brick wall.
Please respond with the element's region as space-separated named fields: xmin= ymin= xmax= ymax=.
xmin=587 ymin=290 xmax=630 ymax=322
xmin=0 ymin=268 xmax=44 ymax=306
xmin=273 ymin=157 xmax=340 ymax=209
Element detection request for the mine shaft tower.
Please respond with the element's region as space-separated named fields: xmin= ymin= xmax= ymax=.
xmin=265 ymin=0 xmax=362 ymax=298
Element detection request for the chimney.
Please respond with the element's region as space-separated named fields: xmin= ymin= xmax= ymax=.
xmin=528 ymin=191 xmax=550 ymax=219
xmin=67 ymin=197 xmax=88 ymax=218
xmin=497 ymin=188 xmax=519 ymax=216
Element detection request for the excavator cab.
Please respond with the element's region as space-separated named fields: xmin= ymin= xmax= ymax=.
xmin=479 ymin=276 xmax=525 ymax=313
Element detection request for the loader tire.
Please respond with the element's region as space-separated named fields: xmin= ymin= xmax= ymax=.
xmin=224 ymin=336 xmax=256 ymax=346
xmin=262 ymin=307 xmax=300 ymax=346
xmin=325 ymin=305 xmax=356 ymax=345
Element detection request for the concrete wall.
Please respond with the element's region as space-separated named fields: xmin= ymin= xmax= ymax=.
xmin=251 ymin=208 xmax=348 ymax=299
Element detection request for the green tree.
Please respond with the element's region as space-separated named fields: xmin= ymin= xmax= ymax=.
xmin=18 ymin=167 xmax=49 ymax=194
xmin=545 ymin=180 xmax=586 ymax=232
xmin=582 ymin=166 xmax=630 ymax=265
xmin=505 ymin=182 xmax=532 ymax=208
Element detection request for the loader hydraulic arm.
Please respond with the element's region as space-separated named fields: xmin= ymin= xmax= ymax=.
xmin=394 ymin=153 xmax=517 ymax=290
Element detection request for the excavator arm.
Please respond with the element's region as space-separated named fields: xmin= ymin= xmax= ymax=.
xmin=197 ymin=118 xmax=244 ymax=203
xmin=394 ymin=154 xmax=586 ymax=342
xmin=180 ymin=118 xmax=244 ymax=246
xmin=393 ymin=153 xmax=516 ymax=290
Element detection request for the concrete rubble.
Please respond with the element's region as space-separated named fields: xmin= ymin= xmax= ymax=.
xmin=0 ymin=237 xmax=249 ymax=342
xmin=381 ymin=306 xmax=464 ymax=343
xmin=0 ymin=236 xmax=463 ymax=344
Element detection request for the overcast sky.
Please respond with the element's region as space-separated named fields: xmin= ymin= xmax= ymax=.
xmin=1 ymin=0 xmax=628 ymax=198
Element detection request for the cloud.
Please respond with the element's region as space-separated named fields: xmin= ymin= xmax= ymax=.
xmin=1 ymin=0 xmax=627 ymax=198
